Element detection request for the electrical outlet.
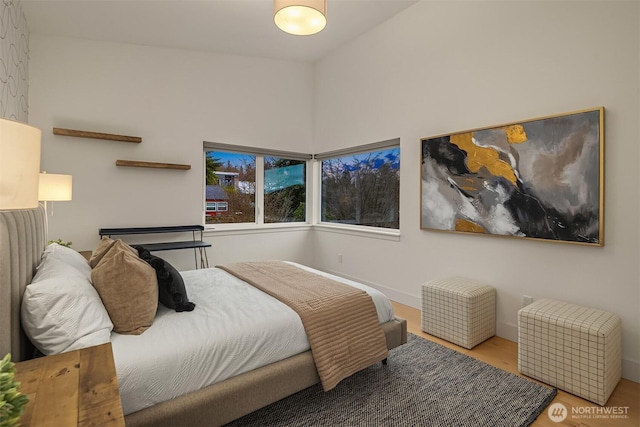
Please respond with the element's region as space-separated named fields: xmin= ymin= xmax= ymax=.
xmin=338 ymin=253 xmax=343 ymax=264
xmin=522 ymin=295 xmax=534 ymax=306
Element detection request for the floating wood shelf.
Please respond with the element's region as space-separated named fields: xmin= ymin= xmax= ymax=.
xmin=116 ymin=160 xmax=191 ymax=170
xmin=53 ymin=127 xmax=142 ymax=143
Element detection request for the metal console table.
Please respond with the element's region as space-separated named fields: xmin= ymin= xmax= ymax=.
xmin=98 ymin=225 xmax=210 ymax=269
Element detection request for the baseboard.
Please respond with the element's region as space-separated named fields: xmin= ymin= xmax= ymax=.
xmin=499 ymin=322 xmax=519 ymax=343
xmin=323 ymin=269 xmax=421 ymax=311
xmin=622 ymin=359 xmax=640 ymax=383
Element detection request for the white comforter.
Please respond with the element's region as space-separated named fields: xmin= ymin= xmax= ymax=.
xmin=110 ymin=262 xmax=395 ymax=416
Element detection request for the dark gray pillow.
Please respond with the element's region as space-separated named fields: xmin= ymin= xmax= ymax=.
xmin=134 ymin=246 xmax=195 ymax=312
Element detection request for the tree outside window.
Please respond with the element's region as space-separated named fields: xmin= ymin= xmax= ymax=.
xmin=321 ymin=148 xmax=400 ymax=229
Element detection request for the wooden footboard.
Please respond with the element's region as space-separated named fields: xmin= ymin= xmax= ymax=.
xmin=124 ymin=317 xmax=407 ymax=427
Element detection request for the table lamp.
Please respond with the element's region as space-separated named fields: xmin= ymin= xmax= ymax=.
xmin=38 ymin=172 xmax=72 ymax=216
xmin=0 ymin=118 xmax=42 ymax=210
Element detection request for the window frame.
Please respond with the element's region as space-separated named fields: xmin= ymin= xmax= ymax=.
xmin=314 ymin=138 xmax=400 ymax=236
xmin=203 ymin=142 xmax=312 ymax=230
xmin=202 ymin=139 xmax=400 ymax=239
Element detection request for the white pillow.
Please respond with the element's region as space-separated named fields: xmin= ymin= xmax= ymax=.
xmin=22 ymin=258 xmax=113 ymax=355
xmin=40 ymin=243 xmax=92 ymax=281
xmin=32 ymin=255 xmax=85 ymax=284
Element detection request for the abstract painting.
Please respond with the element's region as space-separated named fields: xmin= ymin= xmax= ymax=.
xmin=420 ymin=107 xmax=604 ymax=246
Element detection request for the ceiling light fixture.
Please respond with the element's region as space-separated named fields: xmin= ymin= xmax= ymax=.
xmin=274 ymin=0 xmax=327 ymax=36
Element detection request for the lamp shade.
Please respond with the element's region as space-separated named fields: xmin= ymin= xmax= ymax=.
xmin=39 ymin=173 xmax=72 ymax=201
xmin=274 ymin=0 xmax=326 ymax=36
xmin=0 ymin=118 xmax=42 ymax=210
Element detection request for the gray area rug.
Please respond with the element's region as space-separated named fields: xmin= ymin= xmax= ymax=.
xmin=225 ymin=333 xmax=556 ymax=427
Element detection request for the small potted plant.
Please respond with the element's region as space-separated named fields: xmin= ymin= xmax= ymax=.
xmin=0 ymin=353 xmax=29 ymax=426
xmin=48 ymin=238 xmax=72 ymax=248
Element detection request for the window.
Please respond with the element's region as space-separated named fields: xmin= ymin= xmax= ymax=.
xmin=204 ymin=143 xmax=311 ymax=226
xmin=205 ymin=151 xmax=255 ymax=224
xmin=318 ymin=139 xmax=400 ymax=230
xmin=205 ymin=202 xmax=228 ymax=212
xmin=264 ymin=157 xmax=306 ymax=223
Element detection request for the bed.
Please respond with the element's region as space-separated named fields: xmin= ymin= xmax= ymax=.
xmin=0 ymin=207 xmax=407 ymax=427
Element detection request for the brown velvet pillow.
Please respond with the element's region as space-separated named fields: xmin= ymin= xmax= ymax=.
xmin=90 ymin=238 xmax=139 ymax=268
xmin=89 ymin=237 xmax=116 ymax=268
xmin=91 ymin=245 xmax=158 ymax=335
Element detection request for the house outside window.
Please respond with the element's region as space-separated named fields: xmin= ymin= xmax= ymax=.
xmin=317 ymin=139 xmax=400 ymax=230
xmin=216 ymin=171 xmax=239 ymax=188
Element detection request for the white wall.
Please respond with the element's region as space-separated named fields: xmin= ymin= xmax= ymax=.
xmin=313 ymin=0 xmax=640 ymax=381
xmin=28 ymin=35 xmax=315 ymax=268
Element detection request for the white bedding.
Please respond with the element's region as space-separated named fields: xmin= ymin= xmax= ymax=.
xmin=111 ymin=262 xmax=395 ymax=416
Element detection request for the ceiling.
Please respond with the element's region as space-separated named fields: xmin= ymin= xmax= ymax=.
xmin=21 ymin=0 xmax=418 ymax=62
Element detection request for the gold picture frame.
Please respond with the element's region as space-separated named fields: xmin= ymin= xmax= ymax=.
xmin=420 ymin=107 xmax=604 ymax=246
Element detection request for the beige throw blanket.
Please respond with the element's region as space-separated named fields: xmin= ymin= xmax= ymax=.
xmin=217 ymin=261 xmax=389 ymax=391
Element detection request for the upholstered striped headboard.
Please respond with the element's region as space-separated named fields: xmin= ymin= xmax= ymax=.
xmin=0 ymin=206 xmax=46 ymax=361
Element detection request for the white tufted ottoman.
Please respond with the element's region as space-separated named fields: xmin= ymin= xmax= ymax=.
xmin=421 ymin=277 xmax=496 ymax=349
xmin=518 ymin=299 xmax=621 ymax=405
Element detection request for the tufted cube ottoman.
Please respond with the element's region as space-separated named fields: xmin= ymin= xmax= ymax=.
xmin=518 ymin=299 xmax=621 ymax=405
xmin=421 ymin=277 xmax=496 ymax=349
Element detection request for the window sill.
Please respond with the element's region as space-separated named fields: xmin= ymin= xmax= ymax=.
xmin=203 ymin=222 xmax=400 ymax=241
xmin=204 ymin=222 xmax=311 ymax=237
xmin=312 ymin=223 xmax=401 ymax=241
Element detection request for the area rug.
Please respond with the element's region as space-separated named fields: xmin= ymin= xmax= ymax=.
xmin=225 ymin=333 xmax=556 ymax=427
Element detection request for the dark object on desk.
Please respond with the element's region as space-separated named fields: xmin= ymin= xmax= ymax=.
xmin=135 ymin=246 xmax=195 ymax=312
xmin=98 ymin=225 xmax=210 ymax=269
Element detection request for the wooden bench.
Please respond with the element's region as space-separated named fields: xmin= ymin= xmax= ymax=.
xmin=99 ymin=225 xmax=210 ymax=269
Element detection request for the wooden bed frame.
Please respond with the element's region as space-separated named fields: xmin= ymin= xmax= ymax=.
xmin=0 ymin=207 xmax=407 ymax=427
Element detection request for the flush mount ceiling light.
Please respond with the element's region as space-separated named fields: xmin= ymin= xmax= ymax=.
xmin=274 ymin=0 xmax=327 ymax=36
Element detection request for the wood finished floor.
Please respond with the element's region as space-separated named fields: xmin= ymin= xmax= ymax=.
xmin=391 ymin=301 xmax=639 ymax=427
